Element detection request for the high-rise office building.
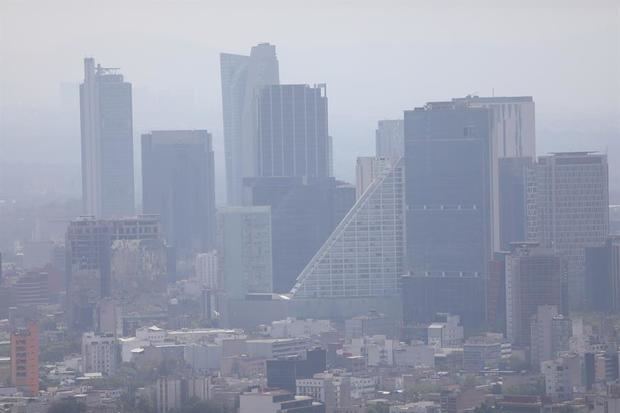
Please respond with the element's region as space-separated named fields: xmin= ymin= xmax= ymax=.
xmin=585 ymin=236 xmax=620 ymax=313
xmin=141 ymin=130 xmax=216 ymax=256
xmin=498 ymin=157 xmax=532 ymax=250
xmin=404 ymin=100 xmax=492 ymax=326
xmin=80 ymin=58 xmax=134 ymax=217
xmin=244 ymin=177 xmax=355 ymax=293
xmin=375 ymin=120 xmax=404 ymax=159
xmin=217 ymin=206 xmax=273 ymax=298
xmin=355 ymin=157 xmax=391 ymax=200
xmin=453 ymin=96 xmax=536 ymax=253
xmin=291 ymin=159 xmax=405 ymax=298
xmin=505 ymin=243 xmax=563 ymax=346
xmin=527 ymin=152 xmax=609 ymax=309
xmin=256 ymin=84 xmax=331 ymax=179
xmin=10 ymin=322 xmax=39 ymax=396
xmin=220 ymin=43 xmax=280 ymax=205
xmin=66 ymin=216 xmax=163 ymax=330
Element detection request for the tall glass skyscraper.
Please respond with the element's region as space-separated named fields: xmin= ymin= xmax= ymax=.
xmin=256 ymin=84 xmax=331 ymax=179
xmin=404 ymin=101 xmax=492 ymax=327
xmin=141 ymin=130 xmax=216 ymax=256
xmin=80 ymin=58 xmax=134 ymax=218
xmin=220 ymin=43 xmax=280 ymax=205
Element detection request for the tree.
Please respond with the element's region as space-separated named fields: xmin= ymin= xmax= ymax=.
xmin=47 ymin=399 xmax=86 ymax=413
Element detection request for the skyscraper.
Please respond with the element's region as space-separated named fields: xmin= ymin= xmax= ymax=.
xmin=452 ymin=96 xmax=536 ymax=252
xmin=404 ymin=100 xmax=492 ymax=326
xmin=220 ymin=43 xmax=280 ymax=205
xmin=498 ymin=157 xmax=532 ymax=250
xmin=80 ymin=58 xmax=134 ymax=217
xmin=141 ymin=130 xmax=216 ymax=256
xmin=291 ymin=158 xmax=405 ymax=298
xmin=256 ymin=84 xmax=331 ymax=179
xmin=375 ymin=120 xmax=404 ymax=159
xmin=355 ymin=157 xmax=390 ymax=200
xmin=527 ymin=152 xmax=609 ymax=309
xmin=244 ymin=177 xmax=355 ymax=293
xmin=217 ymin=206 xmax=273 ymax=298
xmin=505 ymin=243 xmax=563 ymax=346
xmin=585 ymin=236 xmax=620 ymax=313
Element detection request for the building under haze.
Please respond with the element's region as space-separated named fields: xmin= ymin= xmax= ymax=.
xmin=290 ymin=158 xmax=405 ymax=299
xmin=527 ymin=152 xmax=609 ymax=309
xmin=256 ymin=84 xmax=331 ymax=179
xmin=65 ymin=216 xmax=163 ymax=330
xmin=141 ymin=130 xmax=216 ymax=256
xmin=505 ymin=243 xmax=563 ymax=347
xmin=585 ymin=236 xmax=620 ymax=313
xmin=220 ymin=43 xmax=280 ymax=205
xmin=404 ymin=100 xmax=492 ymax=327
xmin=355 ymin=157 xmax=391 ymax=200
xmin=217 ymin=206 xmax=273 ymax=299
xmin=244 ymin=177 xmax=355 ymax=293
xmin=375 ymin=119 xmax=404 ymax=159
xmin=453 ymin=96 xmax=536 ymax=253
xmin=80 ymin=58 xmax=134 ymax=218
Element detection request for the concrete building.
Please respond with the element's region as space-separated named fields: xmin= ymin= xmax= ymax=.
xmin=355 ymin=156 xmax=391 ymax=199
xmin=375 ymin=119 xmax=404 ymax=160
xmin=505 ymin=243 xmax=563 ymax=346
xmin=153 ymin=376 xmax=211 ymax=413
xmin=256 ymin=84 xmax=331 ymax=180
xmin=290 ymin=159 xmax=405 ymax=298
xmin=81 ymin=332 xmax=118 ymax=376
xmin=542 ymin=353 xmax=581 ymax=402
xmin=195 ymin=250 xmax=219 ymax=290
xmin=297 ymin=372 xmax=359 ymax=413
xmin=427 ymin=314 xmax=464 ymax=349
xmin=270 ymin=318 xmax=333 ymax=339
xmin=142 ymin=130 xmax=216 ymax=256
xmin=463 ymin=334 xmax=506 ymax=373
xmin=80 ymin=57 xmax=134 ymax=217
xmin=217 ymin=206 xmax=273 ymax=298
xmin=10 ymin=322 xmax=39 ymax=396
xmin=66 ymin=216 xmax=163 ymax=330
xmin=530 ymin=305 xmax=572 ymax=368
xmin=528 ymin=152 xmax=609 ymax=309
xmin=11 ymin=272 xmax=49 ymax=308
xmin=239 ymin=389 xmax=324 ymax=413
xmin=220 ymin=43 xmax=280 ymax=205
xmin=246 ymin=337 xmax=311 ymax=359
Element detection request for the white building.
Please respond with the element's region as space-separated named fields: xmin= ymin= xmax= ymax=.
xmin=348 ymin=336 xmax=394 ymax=367
xmin=220 ymin=43 xmax=280 ymax=205
xmin=195 ymin=250 xmax=219 ymax=290
xmin=239 ymin=389 xmax=321 ymax=413
xmin=245 ymin=338 xmax=310 ymax=359
xmin=81 ymin=332 xmax=118 ymax=376
xmin=427 ymin=314 xmax=464 ymax=349
xmin=270 ymin=318 xmax=333 ymax=338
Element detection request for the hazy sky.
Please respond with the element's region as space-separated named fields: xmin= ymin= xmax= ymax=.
xmin=1 ymin=0 xmax=619 ymax=201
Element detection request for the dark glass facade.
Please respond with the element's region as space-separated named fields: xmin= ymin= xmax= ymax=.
xmin=256 ymin=84 xmax=330 ymax=179
xmin=142 ymin=130 xmax=216 ymax=256
xmin=404 ymin=102 xmax=492 ymax=327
